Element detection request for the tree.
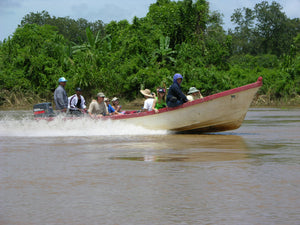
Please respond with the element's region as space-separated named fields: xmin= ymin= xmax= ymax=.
xmin=19 ymin=11 xmax=106 ymax=44
xmin=230 ymin=7 xmax=255 ymax=54
xmin=230 ymin=1 xmax=299 ymax=56
xmin=152 ymin=36 xmax=176 ymax=67
xmin=254 ymin=1 xmax=291 ymax=55
xmin=20 ymin=10 xmax=52 ymax=26
xmin=0 ymin=24 xmax=68 ymax=97
xmin=147 ymin=0 xmax=209 ymax=47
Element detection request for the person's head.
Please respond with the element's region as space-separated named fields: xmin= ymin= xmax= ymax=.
xmin=157 ymin=88 xmax=166 ymax=99
xmin=96 ymin=92 xmax=105 ymax=103
xmin=188 ymin=87 xmax=200 ymax=96
xmin=58 ymin=77 xmax=67 ymax=86
xmin=75 ymin=87 xmax=82 ymax=96
xmin=104 ymin=97 xmax=110 ymax=105
xmin=173 ymin=73 xmax=183 ymax=85
xmin=111 ymin=97 xmax=119 ymax=105
xmin=140 ymin=89 xmax=154 ymax=99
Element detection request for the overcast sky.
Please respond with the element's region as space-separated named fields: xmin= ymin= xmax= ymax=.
xmin=1 ymin=0 xmax=299 ymax=41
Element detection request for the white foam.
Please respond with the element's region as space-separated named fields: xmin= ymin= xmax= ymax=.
xmin=0 ymin=116 xmax=167 ymax=137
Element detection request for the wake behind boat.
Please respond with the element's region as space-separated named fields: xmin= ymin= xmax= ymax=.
xmin=33 ymin=77 xmax=263 ymax=133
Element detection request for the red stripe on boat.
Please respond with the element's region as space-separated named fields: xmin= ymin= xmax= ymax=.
xmin=34 ymin=110 xmax=45 ymax=115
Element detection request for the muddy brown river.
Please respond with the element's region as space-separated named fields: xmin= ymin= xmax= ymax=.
xmin=0 ymin=107 xmax=299 ymax=225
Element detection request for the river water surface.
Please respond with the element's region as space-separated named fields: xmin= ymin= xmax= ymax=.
xmin=0 ymin=107 xmax=299 ymax=225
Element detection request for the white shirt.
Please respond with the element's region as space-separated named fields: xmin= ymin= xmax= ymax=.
xmin=68 ymin=94 xmax=86 ymax=110
xmin=187 ymin=95 xmax=194 ymax=101
xmin=143 ymin=98 xmax=155 ymax=111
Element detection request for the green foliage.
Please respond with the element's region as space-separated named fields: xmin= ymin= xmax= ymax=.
xmin=0 ymin=0 xmax=299 ymax=108
xmin=230 ymin=1 xmax=299 ymax=56
xmin=0 ymin=24 xmax=67 ymax=97
xmin=19 ymin=10 xmax=105 ymax=44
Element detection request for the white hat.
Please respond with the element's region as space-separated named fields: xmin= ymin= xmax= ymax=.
xmin=188 ymin=87 xmax=200 ymax=94
xmin=112 ymin=97 xmax=119 ymax=102
xmin=96 ymin=92 xmax=105 ymax=98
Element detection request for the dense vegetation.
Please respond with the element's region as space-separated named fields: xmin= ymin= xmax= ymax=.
xmin=0 ymin=0 xmax=299 ymax=108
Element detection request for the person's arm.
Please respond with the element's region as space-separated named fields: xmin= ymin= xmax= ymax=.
xmin=108 ymin=104 xmax=116 ymax=115
xmin=116 ymin=105 xmax=122 ymax=112
xmin=110 ymin=105 xmax=120 ymax=115
xmin=102 ymin=103 xmax=108 ymax=116
xmin=56 ymin=88 xmax=68 ymax=111
xmin=69 ymin=95 xmax=77 ymax=110
xmin=81 ymin=96 xmax=87 ymax=110
xmin=175 ymin=86 xmax=188 ymax=102
xmin=63 ymin=90 xmax=68 ymax=110
xmin=88 ymin=102 xmax=95 ymax=117
xmin=142 ymin=100 xmax=148 ymax=112
xmin=152 ymin=98 xmax=158 ymax=113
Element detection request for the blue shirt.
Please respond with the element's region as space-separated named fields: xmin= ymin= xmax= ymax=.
xmin=107 ymin=104 xmax=115 ymax=113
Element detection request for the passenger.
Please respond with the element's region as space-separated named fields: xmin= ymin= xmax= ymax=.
xmin=111 ymin=97 xmax=122 ymax=112
xmin=186 ymin=87 xmax=204 ymax=101
xmin=140 ymin=88 xmax=155 ymax=112
xmin=68 ymin=87 xmax=87 ymax=115
xmin=54 ymin=77 xmax=68 ymax=113
xmin=104 ymin=98 xmax=119 ymax=115
xmin=88 ymin=92 xmax=108 ymax=118
xmin=152 ymin=87 xmax=167 ymax=112
xmin=166 ymin=73 xmax=188 ymax=107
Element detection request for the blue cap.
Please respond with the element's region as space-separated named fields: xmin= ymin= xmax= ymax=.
xmin=58 ymin=77 xmax=67 ymax=82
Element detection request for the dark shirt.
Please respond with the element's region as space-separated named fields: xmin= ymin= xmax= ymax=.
xmin=166 ymin=82 xmax=188 ymax=104
xmin=76 ymin=98 xmax=81 ymax=108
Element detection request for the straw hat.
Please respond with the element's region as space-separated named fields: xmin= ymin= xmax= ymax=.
xmin=188 ymin=87 xmax=200 ymax=95
xmin=140 ymin=89 xmax=153 ymax=98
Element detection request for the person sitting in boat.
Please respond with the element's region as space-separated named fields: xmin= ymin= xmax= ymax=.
xmin=88 ymin=92 xmax=108 ymax=118
xmin=111 ymin=97 xmax=122 ymax=113
xmin=186 ymin=87 xmax=204 ymax=101
xmin=140 ymin=88 xmax=155 ymax=112
xmin=166 ymin=73 xmax=188 ymax=107
xmin=153 ymin=87 xmax=167 ymax=111
xmin=68 ymin=87 xmax=87 ymax=115
xmin=54 ymin=77 xmax=68 ymax=113
xmin=104 ymin=98 xmax=119 ymax=115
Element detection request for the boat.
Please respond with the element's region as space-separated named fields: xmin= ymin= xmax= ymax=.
xmin=33 ymin=77 xmax=263 ymax=133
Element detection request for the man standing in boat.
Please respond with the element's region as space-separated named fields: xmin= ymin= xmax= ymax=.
xmin=54 ymin=77 xmax=68 ymax=113
xmin=166 ymin=73 xmax=188 ymax=107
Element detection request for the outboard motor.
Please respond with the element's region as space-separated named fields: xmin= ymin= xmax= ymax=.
xmin=33 ymin=102 xmax=56 ymax=118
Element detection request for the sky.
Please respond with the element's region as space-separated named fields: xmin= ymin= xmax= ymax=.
xmin=1 ymin=0 xmax=299 ymax=41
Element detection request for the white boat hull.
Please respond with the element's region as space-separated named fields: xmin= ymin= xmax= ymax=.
xmin=111 ymin=77 xmax=263 ymax=132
